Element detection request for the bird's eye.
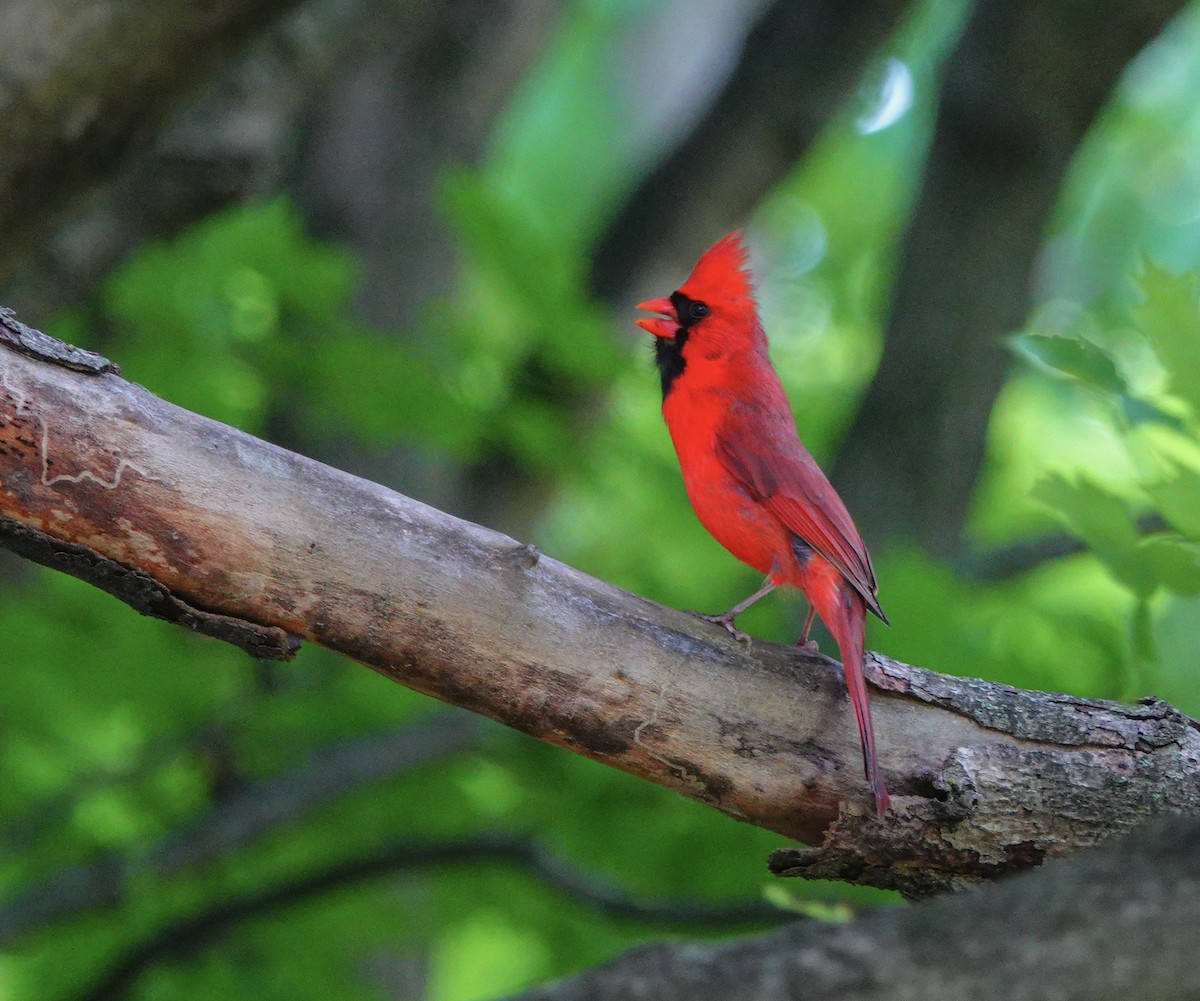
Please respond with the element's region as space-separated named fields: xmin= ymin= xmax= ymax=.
xmin=687 ymin=300 xmax=710 ymax=323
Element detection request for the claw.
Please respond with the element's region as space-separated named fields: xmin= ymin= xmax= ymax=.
xmin=797 ymin=638 xmax=820 ymax=655
xmin=688 ymin=577 xmax=776 ymax=645
xmin=692 ymin=610 xmax=752 ymax=645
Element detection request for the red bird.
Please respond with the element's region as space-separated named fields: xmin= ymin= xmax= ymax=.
xmin=636 ymin=231 xmax=889 ymax=815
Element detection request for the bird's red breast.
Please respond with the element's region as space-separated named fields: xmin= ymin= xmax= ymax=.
xmin=636 ymin=231 xmax=883 ymax=619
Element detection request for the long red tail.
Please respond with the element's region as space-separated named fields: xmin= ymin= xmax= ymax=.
xmin=810 ymin=581 xmax=889 ymax=816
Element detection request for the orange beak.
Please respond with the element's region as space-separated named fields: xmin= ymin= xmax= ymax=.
xmin=635 ymin=297 xmax=679 ymax=339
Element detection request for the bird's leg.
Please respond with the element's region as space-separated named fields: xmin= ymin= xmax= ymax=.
xmin=694 ymin=577 xmax=776 ymax=644
xmin=796 ymin=606 xmax=819 ymax=654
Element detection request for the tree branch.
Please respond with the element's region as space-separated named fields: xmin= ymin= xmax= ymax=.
xmin=507 ymin=812 xmax=1200 ymax=1001
xmin=3 ymin=0 xmax=390 ymax=318
xmin=74 ymin=833 xmax=790 ymax=1001
xmin=0 ymin=714 xmax=482 ymax=946
xmin=1 ymin=309 xmax=1198 ymax=899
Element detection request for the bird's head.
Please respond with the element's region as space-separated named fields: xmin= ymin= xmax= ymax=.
xmin=635 ymin=231 xmax=761 ymax=396
xmin=635 ymin=230 xmax=759 ymax=342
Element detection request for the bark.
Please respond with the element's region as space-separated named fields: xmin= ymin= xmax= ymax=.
xmin=0 ymin=308 xmax=1198 ymax=899
xmin=508 ymin=812 xmax=1200 ymax=1001
xmin=0 ymin=0 xmax=303 ymax=282
xmin=833 ymin=0 xmax=1187 ymax=552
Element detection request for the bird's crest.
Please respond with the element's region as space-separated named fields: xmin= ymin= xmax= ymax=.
xmin=680 ymin=231 xmax=756 ymax=314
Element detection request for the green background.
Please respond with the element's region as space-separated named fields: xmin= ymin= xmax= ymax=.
xmin=6 ymin=1 xmax=1200 ymax=998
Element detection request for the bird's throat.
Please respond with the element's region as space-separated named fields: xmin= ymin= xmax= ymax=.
xmin=655 ymin=329 xmax=687 ymax=398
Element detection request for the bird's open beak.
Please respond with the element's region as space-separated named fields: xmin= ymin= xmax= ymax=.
xmin=635 ymin=297 xmax=679 ymax=339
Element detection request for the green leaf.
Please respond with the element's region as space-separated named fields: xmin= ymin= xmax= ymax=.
xmin=1032 ymin=475 xmax=1157 ymax=596
xmin=1009 ymin=332 xmax=1126 ymax=395
xmin=429 ymin=911 xmax=551 ymax=1001
xmin=762 ymin=885 xmax=854 ymax=921
xmin=1132 ymin=261 xmax=1200 ymax=415
xmin=1136 ymin=536 xmax=1200 ymax=596
xmin=1144 ymin=461 xmax=1200 ymax=539
xmin=96 ymin=197 xmax=362 ymax=432
xmin=1119 ymin=394 xmax=1185 ymax=430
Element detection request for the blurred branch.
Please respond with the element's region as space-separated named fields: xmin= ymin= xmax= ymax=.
xmin=0 ymin=0 xmax=304 ymax=283
xmin=295 ymin=0 xmax=566 ymax=331
xmin=1 ymin=0 xmax=390 ymax=318
xmin=589 ymin=0 xmax=910 ymax=303
xmin=954 ymin=513 xmax=1170 ymax=583
xmin=833 ymin=0 xmax=1187 ymax=553
xmin=4 ymin=0 xmax=565 ymax=329
xmin=1 ymin=311 xmax=1198 ymax=901
xmin=0 ymin=714 xmax=481 ymax=946
xmin=508 ymin=813 xmax=1200 ymax=1001
xmin=74 ymin=834 xmax=790 ymax=1001
xmin=1 ymin=722 xmax=229 ymax=853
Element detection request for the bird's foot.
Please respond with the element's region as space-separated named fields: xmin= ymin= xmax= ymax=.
xmin=796 ymin=607 xmax=818 ymax=655
xmin=692 ymin=610 xmax=752 ymax=645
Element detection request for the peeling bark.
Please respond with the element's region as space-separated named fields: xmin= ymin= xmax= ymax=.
xmin=0 ymin=312 xmax=1197 ymax=897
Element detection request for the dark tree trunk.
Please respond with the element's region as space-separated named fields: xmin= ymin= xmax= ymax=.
xmin=588 ymin=0 xmax=911 ymax=304
xmin=0 ymin=0 xmax=303 ymax=282
xmin=833 ymin=0 xmax=1187 ymax=554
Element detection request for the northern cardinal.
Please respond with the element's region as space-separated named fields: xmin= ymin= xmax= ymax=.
xmin=636 ymin=231 xmax=889 ymax=815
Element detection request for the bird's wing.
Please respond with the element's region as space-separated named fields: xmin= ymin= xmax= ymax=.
xmin=715 ymin=428 xmax=886 ymax=622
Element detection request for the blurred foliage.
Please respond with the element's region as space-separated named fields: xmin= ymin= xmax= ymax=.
xmin=6 ymin=0 xmax=1200 ymax=1000
xmin=1014 ymin=262 xmax=1200 ymax=696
